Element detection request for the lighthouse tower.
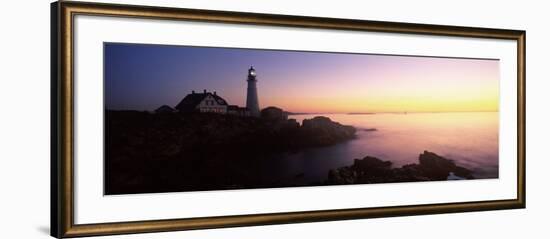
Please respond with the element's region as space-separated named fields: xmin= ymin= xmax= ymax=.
xmin=246 ymin=66 xmax=260 ymax=117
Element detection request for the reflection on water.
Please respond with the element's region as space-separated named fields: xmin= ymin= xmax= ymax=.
xmin=266 ymin=112 xmax=498 ymax=184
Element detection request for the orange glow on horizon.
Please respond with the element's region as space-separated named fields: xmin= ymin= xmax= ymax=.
xmin=261 ymin=76 xmax=499 ymax=113
xmin=255 ymin=57 xmax=500 ymax=114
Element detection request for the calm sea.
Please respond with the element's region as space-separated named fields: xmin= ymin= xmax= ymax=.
xmin=264 ymin=112 xmax=499 ymax=184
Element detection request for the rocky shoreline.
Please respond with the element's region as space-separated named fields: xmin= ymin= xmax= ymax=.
xmin=105 ymin=110 xmax=475 ymax=194
xmin=105 ymin=110 xmax=356 ymax=194
xmin=327 ymin=151 xmax=474 ymax=185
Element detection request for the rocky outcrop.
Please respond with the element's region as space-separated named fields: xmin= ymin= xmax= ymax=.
xmin=327 ymin=151 xmax=474 ymax=185
xmin=362 ymin=128 xmax=377 ymax=132
xmin=105 ymin=111 xmax=356 ymax=194
xmin=301 ymin=116 xmax=357 ymax=146
xmin=417 ymin=151 xmax=474 ymax=180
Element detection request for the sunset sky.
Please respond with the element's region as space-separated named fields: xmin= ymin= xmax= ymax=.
xmin=105 ymin=43 xmax=499 ymax=113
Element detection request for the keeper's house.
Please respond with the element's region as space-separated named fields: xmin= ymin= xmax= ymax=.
xmin=175 ymin=90 xmax=250 ymax=116
xmin=175 ymin=90 xmax=228 ymax=114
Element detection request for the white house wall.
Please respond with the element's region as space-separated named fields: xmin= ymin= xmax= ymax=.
xmin=196 ymin=95 xmax=228 ymax=113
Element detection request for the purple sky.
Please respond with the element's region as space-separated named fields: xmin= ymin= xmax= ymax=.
xmin=105 ymin=43 xmax=499 ymax=113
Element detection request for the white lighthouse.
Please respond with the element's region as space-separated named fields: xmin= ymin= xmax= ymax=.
xmin=246 ymin=66 xmax=260 ymax=117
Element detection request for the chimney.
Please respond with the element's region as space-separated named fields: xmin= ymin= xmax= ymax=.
xmin=214 ymin=91 xmax=217 ymax=95
xmin=203 ymin=89 xmax=207 ymax=94
xmin=192 ymin=90 xmax=195 ymax=94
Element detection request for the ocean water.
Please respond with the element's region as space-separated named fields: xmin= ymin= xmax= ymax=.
xmin=265 ymin=112 xmax=499 ymax=184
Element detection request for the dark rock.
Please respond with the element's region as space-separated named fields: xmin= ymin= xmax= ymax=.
xmin=362 ymin=128 xmax=377 ymax=132
xmin=418 ymin=151 xmax=473 ymax=180
xmin=353 ymin=156 xmax=392 ymax=170
xmin=328 ymin=156 xmax=393 ymax=184
xmin=453 ymin=166 xmax=475 ymax=179
xmin=261 ymin=106 xmax=288 ymax=121
xmin=418 ymin=150 xmax=458 ymax=180
xmin=301 ymin=116 xmax=356 ymax=146
xmin=286 ymin=119 xmax=300 ymax=128
xmin=327 ymin=151 xmax=474 ymax=185
xmin=105 ymin=110 xmax=357 ymax=194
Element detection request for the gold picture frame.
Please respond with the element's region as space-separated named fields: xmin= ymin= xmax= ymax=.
xmin=51 ymin=1 xmax=526 ymax=238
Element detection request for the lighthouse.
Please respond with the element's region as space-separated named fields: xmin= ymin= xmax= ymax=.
xmin=246 ymin=66 xmax=260 ymax=117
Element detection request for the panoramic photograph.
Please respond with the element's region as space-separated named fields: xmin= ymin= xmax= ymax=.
xmin=104 ymin=43 xmax=499 ymax=195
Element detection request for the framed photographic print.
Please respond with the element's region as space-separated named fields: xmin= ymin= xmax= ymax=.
xmin=51 ymin=1 xmax=526 ymax=238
